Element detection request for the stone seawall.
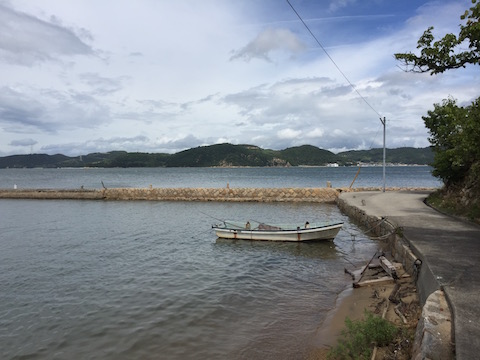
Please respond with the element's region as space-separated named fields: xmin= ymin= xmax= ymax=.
xmin=0 ymin=187 xmax=340 ymax=203
xmin=336 ymin=195 xmax=453 ymax=360
xmin=0 ymin=187 xmax=436 ymax=202
xmin=336 ymin=196 xmax=419 ymax=274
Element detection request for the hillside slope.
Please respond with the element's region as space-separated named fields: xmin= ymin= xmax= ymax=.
xmin=0 ymin=144 xmax=433 ymax=168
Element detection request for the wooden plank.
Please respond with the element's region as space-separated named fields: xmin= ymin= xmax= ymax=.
xmin=353 ymin=276 xmax=395 ymax=288
xmin=388 ymin=282 xmax=401 ymax=304
xmin=379 ymin=256 xmax=398 ymax=279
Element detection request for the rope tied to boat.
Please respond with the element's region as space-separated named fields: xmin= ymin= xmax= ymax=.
xmin=341 ymin=216 xmax=392 ymax=241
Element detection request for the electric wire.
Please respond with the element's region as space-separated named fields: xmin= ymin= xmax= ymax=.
xmin=286 ymin=0 xmax=383 ymax=120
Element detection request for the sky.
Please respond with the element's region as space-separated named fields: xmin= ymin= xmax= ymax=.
xmin=0 ymin=0 xmax=478 ymax=156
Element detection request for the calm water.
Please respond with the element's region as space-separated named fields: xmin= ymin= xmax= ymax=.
xmin=1 ymin=200 xmax=378 ymax=360
xmin=0 ymin=165 xmax=441 ymax=190
xmin=0 ymin=167 xmax=439 ymax=359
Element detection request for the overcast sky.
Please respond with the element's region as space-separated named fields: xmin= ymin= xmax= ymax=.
xmin=0 ymin=0 xmax=478 ymax=156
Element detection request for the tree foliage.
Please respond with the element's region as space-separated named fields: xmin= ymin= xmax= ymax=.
xmin=338 ymin=147 xmax=434 ymax=165
xmin=395 ymin=0 xmax=479 ymax=74
xmin=279 ymin=145 xmax=340 ymax=165
xmin=395 ymin=1 xmax=480 ymax=198
xmin=422 ymin=97 xmax=480 ymax=185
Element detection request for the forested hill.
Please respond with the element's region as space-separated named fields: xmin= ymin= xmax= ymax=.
xmin=338 ymin=147 xmax=434 ymax=165
xmin=0 ymin=144 xmax=433 ymax=168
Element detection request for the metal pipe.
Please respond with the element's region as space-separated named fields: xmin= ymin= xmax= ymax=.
xmin=381 ymin=117 xmax=386 ymax=192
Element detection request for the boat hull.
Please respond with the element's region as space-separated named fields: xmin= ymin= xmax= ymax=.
xmin=213 ymin=223 xmax=343 ymax=242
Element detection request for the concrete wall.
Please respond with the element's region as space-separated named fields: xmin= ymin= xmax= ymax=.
xmin=336 ymin=195 xmax=441 ymax=306
xmin=336 ymin=196 xmax=420 ymax=276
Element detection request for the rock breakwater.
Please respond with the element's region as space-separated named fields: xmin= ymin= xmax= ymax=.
xmin=0 ymin=187 xmax=340 ymax=202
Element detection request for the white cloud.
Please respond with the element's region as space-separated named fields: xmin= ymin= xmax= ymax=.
xmin=9 ymin=138 xmax=38 ymax=147
xmin=0 ymin=85 xmax=110 ymax=133
xmin=277 ymin=128 xmax=302 ymax=139
xmin=0 ymin=2 xmax=93 ymax=66
xmin=230 ymin=28 xmax=306 ymax=62
xmin=305 ymin=128 xmax=325 ymax=138
xmin=328 ymin=0 xmax=357 ymax=13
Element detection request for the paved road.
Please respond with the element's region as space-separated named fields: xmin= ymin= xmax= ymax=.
xmin=339 ymin=190 xmax=480 ymax=360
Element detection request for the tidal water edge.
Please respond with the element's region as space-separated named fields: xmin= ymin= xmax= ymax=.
xmin=0 ymin=167 xmax=440 ymax=359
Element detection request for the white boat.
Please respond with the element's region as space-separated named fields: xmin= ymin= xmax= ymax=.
xmin=212 ymin=220 xmax=343 ymax=242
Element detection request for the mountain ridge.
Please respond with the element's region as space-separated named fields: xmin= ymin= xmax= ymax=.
xmin=0 ymin=144 xmax=434 ymax=168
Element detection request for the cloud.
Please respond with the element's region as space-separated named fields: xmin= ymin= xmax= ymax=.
xmin=0 ymin=3 xmax=94 ymax=66
xmin=79 ymin=73 xmax=127 ymax=95
xmin=0 ymin=87 xmax=49 ymax=132
xmin=328 ymin=0 xmax=357 ymax=13
xmin=39 ymin=134 xmax=205 ymax=156
xmin=305 ymin=128 xmax=325 ymax=138
xmin=230 ymin=28 xmax=306 ymax=62
xmin=277 ymin=128 xmax=302 ymax=139
xmin=41 ymin=135 xmax=150 ymax=155
xmin=0 ymin=86 xmax=110 ymax=133
xmin=158 ymin=134 xmax=204 ymax=152
xmin=9 ymin=138 xmax=38 ymax=147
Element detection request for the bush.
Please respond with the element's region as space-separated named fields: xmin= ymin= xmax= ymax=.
xmin=328 ymin=310 xmax=398 ymax=360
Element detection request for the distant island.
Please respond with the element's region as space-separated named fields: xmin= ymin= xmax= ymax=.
xmin=0 ymin=143 xmax=434 ymax=168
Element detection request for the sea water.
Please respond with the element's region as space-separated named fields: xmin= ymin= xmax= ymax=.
xmin=0 ymin=165 xmax=441 ymax=190
xmin=0 ymin=167 xmax=439 ymax=359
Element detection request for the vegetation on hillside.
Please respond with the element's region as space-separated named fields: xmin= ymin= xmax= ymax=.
xmin=279 ymin=145 xmax=340 ymax=166
xmin=395 ymin=0 xmax=479 ymax=223
xmin=0 ymin=144 xmax=433 ymax=169
xmin=338 ymin=147 xmax=434 ymax=165
xmin=0 ymin=154 xmax=71 ymax=168
xmin=164 ymin=143 xmax=277 ymax=167
xmin=108 ymin=152 xmax=170 ymax=167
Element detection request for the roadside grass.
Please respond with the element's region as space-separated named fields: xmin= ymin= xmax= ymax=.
xmin=327 ymin=310 xmax=398 ymax=360
xmin=427 ymin=190 xmax=480 ymax=225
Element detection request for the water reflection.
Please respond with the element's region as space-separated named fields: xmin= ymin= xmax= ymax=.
xmin=214 ymin=238 xmax=340 ymax=260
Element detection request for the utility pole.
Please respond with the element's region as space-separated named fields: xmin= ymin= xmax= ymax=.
xmin=381 ymin=117 xmax=386 ymax=192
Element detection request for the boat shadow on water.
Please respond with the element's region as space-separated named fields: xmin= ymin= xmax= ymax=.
xmin=214 ymin=237 xmax=341 ymax=260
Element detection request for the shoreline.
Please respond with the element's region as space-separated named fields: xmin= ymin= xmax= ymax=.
xmin=307 ymin=286 xmax=377 ymax=358
xmin=307 ymin=260 xmax=420 ymax=359
xmin=313 ymin=286 xmax=371 ymax=348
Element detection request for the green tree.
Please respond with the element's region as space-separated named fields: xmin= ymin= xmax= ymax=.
xmin=394 ymin=0 xmax=479 ymax=74
xmin=395 ymin=1 xmax=480 ymax=221
xmin=422 ymin=97 xmax=480 ymax=186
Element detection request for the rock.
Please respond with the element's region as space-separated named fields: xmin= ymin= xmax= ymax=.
xmin=412 ymin=290 xmax=454 ymax=360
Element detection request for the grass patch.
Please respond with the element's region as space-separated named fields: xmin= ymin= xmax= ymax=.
xmin=426 ymin=191 xmax=457 ymax=216
xmin=328 ymin=310 xmax=398 ymax=360
xmin=427 ymin=190 xmax=480 ymax=224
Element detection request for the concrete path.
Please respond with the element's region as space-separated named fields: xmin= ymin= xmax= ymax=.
xmin=339 ymin=190 xmax=480 ymax=360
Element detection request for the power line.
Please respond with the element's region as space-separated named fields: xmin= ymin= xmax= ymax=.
xmin=286 ymin=0 xmax=382 ymax=119
xmin=287 ymin=0 xmax=387 ymax=191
